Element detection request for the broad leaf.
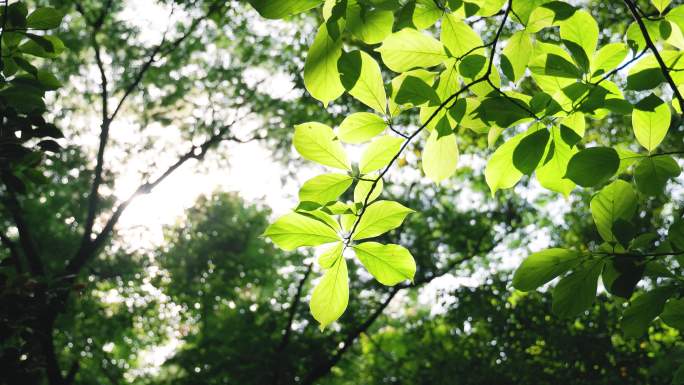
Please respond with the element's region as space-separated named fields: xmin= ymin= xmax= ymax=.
xmin=537 ymin=127 xmax=578 ymax=196
xmin=310 ymin=256 xmax=348 ymax=328
xmin=347 ymin=5 xmax=393 ymax=44
xmin=354 ymin=176 xmax=384 ymax=203
xmin=294 ymin=122 xmax=350 ymax=170
xmin=247 ymin=0 xmax=322 ymax=19
xmin=352 ymin=200 xmax=413 ymax=240
xmin=338 ymin=50 xmax=387 ymax=113
xmin=590 ymin=180 xmax=638 ymax=243
xmin=354 ymin=242 xmax=416 ymax=285
xmin=501 ymin=31 xmax=532 ymax=82
xmin=565 ymin=147 xmax=619 ymax=187
xmin=378 ymin=28 xmax=448 ymax=73
xmin=299 ymin=173 xmax=353 ymax=204
xmin=318 ymin=242 xmax=343 ymax=268
xmin=422 ymin=130 xmax=458 ymax=182
xmin=304 ymin=23 xmax=344 ymax=106
xmin=441 ymin=13 xmax=483 ymax=58
xmin=621 ymin=287 xmax=675 ymax=337
xmin=632 ymin=93 xmax=671 ymax=152
xmin=552 ymin=259 xmax=604 ymax=318
xmin=559 ymin=10 xmax=598 ymax=63
xmin=338 ymin=112 xmax=387 ymax=143
xmin=512 ymin=128 xmax=550 ymax=175
xmin=485 ymin=129 xmax=527 ymax=194
xmin=26 ymin=7 xmax=63 ymax=29
xmin=360 ymin=135 xmax=404 ymax=174
xmin=513 ymin=248 xmax=583 ymax=291
xmin=661 ymin=298 xmax=684 ymax=330
xmin=264 ymin=212 xmax=340 ymax=250
xmin=634 ymin=156 xmax=680 ymax=196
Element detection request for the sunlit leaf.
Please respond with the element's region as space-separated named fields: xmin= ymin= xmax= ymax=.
xmin=377 ymin=28 xmax=448 ymax=72
xmin=354 ymin=242 xmax=416 ymax=285
xmin=352 ymin=200 xmax=414 ymax=240
xmin=513 ymin=248 xmax=583 ymax=291
xmin=264 ymin=212 xmax=340 ymax=250
xmin=294 ymin=122 xmax=350 ymax=170
xmin=310 ymin=256 xmax=348 ymax=328
xmin=590 ymin=180 xmax=638 ymax=243
xmin=360 ymin=135 xmax=404 ymax=174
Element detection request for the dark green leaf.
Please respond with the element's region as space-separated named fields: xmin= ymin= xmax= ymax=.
xmin=565 ymin=147 xmax=619 ymax=187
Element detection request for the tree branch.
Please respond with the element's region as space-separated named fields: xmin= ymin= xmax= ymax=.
xmin=272 ymin=263 xmax=313 ymax=385
xmin=344 ymin=0 xmax=512 ymax=247
xmin=623 ymin=0 xmax=684 ymax=110
xmin=0 ymin=230 xmax=22 ymax=274
xmin=1 ymin=173 xmax=43 ymax=276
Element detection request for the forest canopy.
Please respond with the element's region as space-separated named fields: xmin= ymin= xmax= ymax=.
xmin=1 ymin=0 xmax=684 ymax=384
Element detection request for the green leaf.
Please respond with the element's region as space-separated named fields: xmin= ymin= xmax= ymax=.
xmin=559 ymin=10 xmax=598 ymax=60
xmin=674 ymin=363 xmax=684 ymax=385
xmin=485 ymin=129 xmax=527 ymax=194
xmin=551 ymin=259 xmax=604 ymax=318
xmin=338 ymin=50 xmax=387 ymax=114
xmin=318 ymin=242 xmax=344 ymax=268
xmin=632 ymin=93 xmax=671 ymax=152
xmin=264 ymin=212 xmax=340 ymax=250
xmin=591 ymin=42 xmax=628 ymax=78
xmin=310 ymin=256 xmax=348 ymax=329
xmin=652 ymin=0 xmax=672 ymax=14
xmin=299 ymin=173 xmax=353 ymax=204
xmin=304 ymin=23 xmax=344 ymax=106
xmin=669 ymin=220 xmax=684 ymax=251
xmin=353 ymin=242 xmax=416 ymax=285
xmin=512 ymin=128 xmax=550 ymax=175
xmin=634 ymin=156 xmax=681 ymax=196
xmin=544 ymin=53 xmax=582 ymax=78
xmin=247 ymin=0 xmax=323 ymax=19
xmin=513 ymin=248 xmax=583 ymax=291
xmin=26 ymin=7 xmax=63 ymax=29
xmin=294 ymin=122 xmax=350 ymax=170
xmin=590 ymin=180 xmax=638 ymax=243
xmin=501 ymin=31 xmax=532 ymax=83
xmin=412 ymin=0 xmax=443 ymax=29
xmin=537 ymin=127 xmax=578 ymax=196
xmin=354 ymin=176 xmax=384 ymax=203
xmin=359 ymin=135 xmax=404 ymax=174
xmin=602 ymin=258 xmax=644 ymax=298
xmin=621 ymin=287 xmax=675 ymax=337
xmin=661 ymin=298 xmax=684 ymax=331
xmin=395 ymin=75 xmax=440 ymax=106
xmin=565 ymin=147 xmax=619 ymax=187
xmin=377 ymin=28 xmax=448 ymax=73
xmin=526 ymin=6 xmax=555 ymax=33
xmin=338 ymin=113 xmax=387 ymax=144
xmin=441 ymin=13 xmax=484 ymax=58
xmin=19 ymin=35 xmax=65 ymax=58
xmin=422 ymin=130 xmax=458 ymax=183
xmin=352 ymin=200 xmax=413 ymax=240
xmin=347 ymin=5 xmax=394 ymax=44
xmin=458 ymin=54 xmax=487 ymax=78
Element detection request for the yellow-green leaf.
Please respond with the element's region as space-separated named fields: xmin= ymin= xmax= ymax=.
xmin=353 ymin=242 xmax=416 ymax=285
xmin=304 ymin=23 xmax=344 ymax=106
xmin=422 ymin=130 xmax=458 ymax=183
xmin=310 ymin=256 xmax=348 ymax=328
xmin=352 ymin=200 xmax=414 ymax=240
xmin=294 ymin=122 xmax=350 ymax=170
xmin=359 ymin=135 xmax=404 ymax=174
xmin=377 ymin=28 xmax=448 ymax=73
xmin=299 ymin=173 xmax=353 ymax=204
xmin=264 ymin=212 xmax=340 ymax=250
